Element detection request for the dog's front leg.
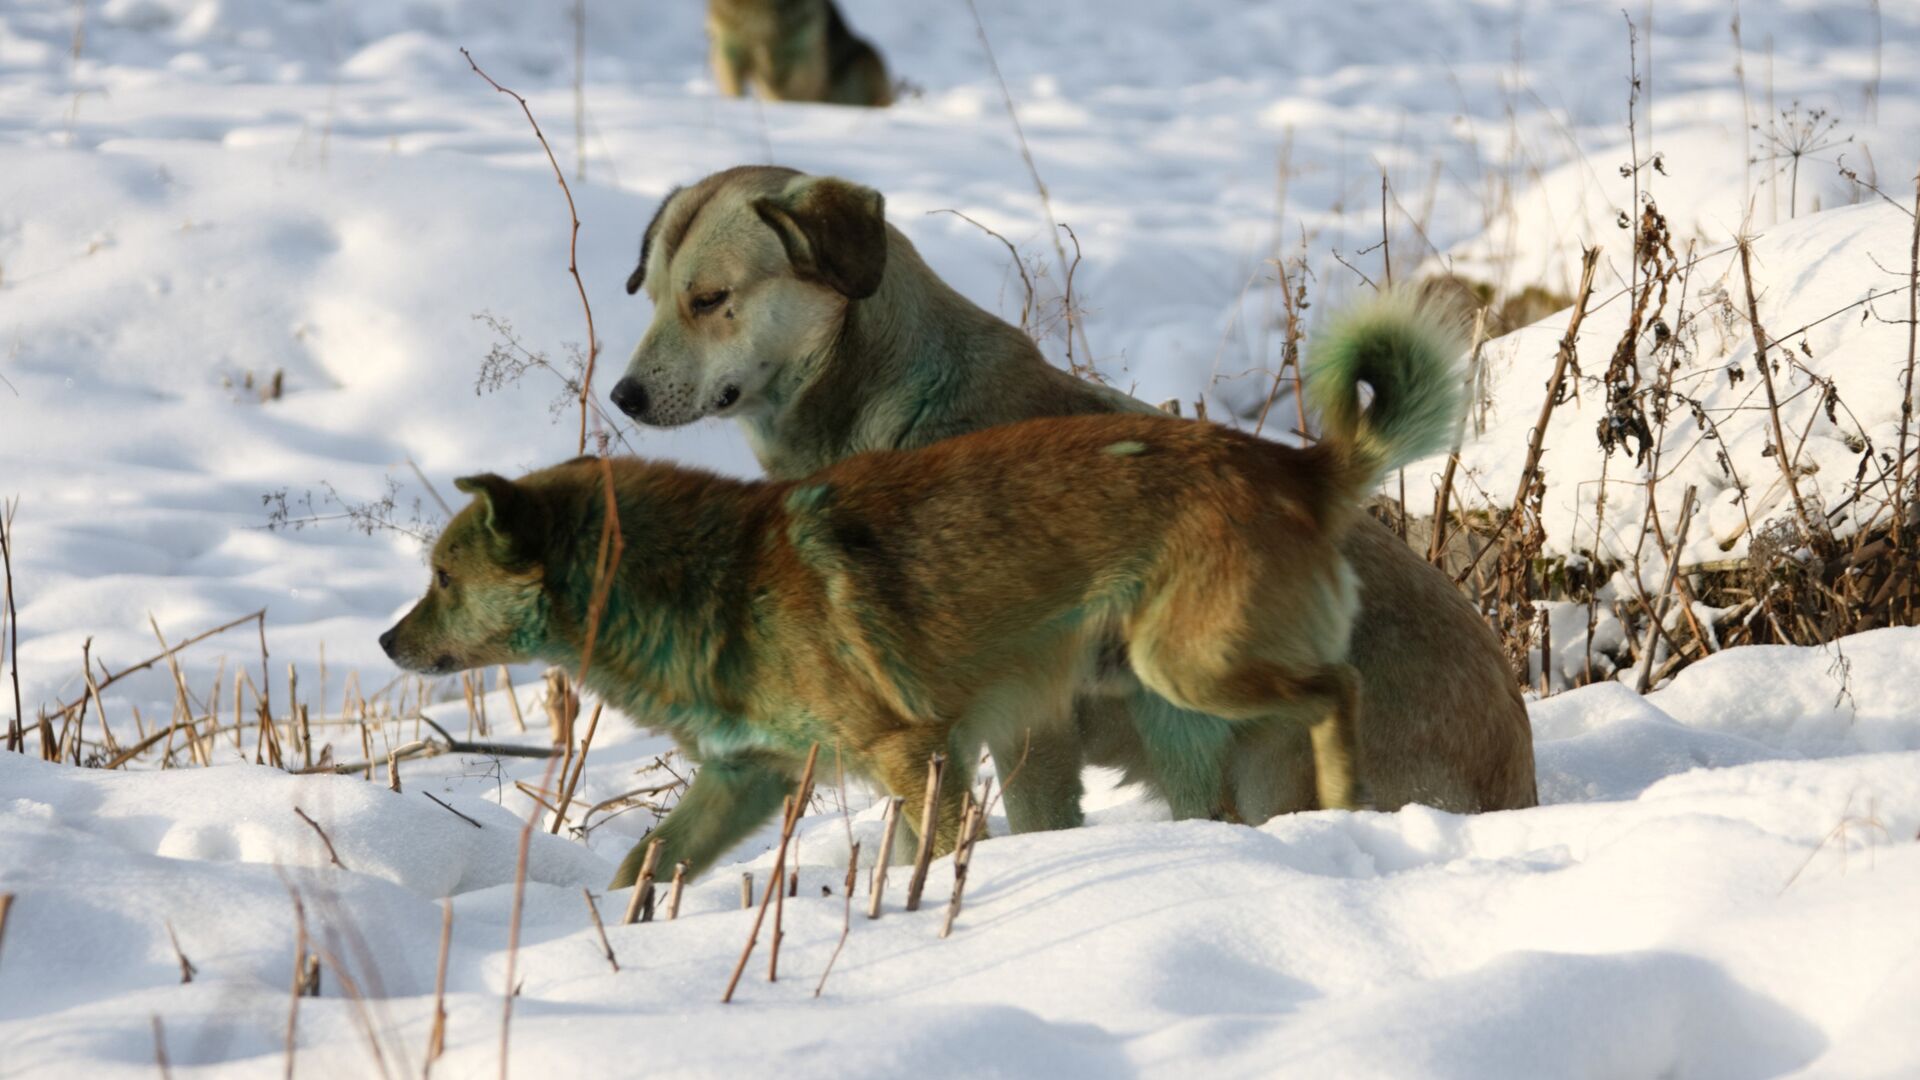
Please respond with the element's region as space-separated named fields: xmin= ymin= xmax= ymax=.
xmin=988 ymin=721 xmax=1085 ymax=834
xmin=610 ymin=755 xmax=793 ymax=888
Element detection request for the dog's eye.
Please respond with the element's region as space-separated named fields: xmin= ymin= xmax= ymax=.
xmin=690 ymin=289 xmax=730 ymax=315
xmin=436 ymin=568 xmax=451 ymax=589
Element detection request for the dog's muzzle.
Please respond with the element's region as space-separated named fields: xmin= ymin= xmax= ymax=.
xmin=610 ymin=377 xmax=650 ymax=420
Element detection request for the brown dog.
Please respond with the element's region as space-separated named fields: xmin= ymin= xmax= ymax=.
xmin=614 ymin=165 xmax=1538 ymax=830
xmin=707 ymin=0 xmax=892 ymax=108
xmin=385 ymin=316 xmax=1458 ymax=881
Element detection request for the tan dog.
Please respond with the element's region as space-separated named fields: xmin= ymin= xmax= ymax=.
xmin=707 ymin=0 xmax=892 ymax=108
xmin=615 ymin=165 xmax=1538 ymax=829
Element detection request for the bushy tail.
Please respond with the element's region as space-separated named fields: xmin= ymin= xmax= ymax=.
xmin=1305 ymin=291 xmax=1466 ymax=514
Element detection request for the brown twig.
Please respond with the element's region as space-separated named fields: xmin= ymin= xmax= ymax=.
xmin=424 ymin=792 xmax=483 ymax=829
xmin=1 ymin=499 xmax=20 ymax=755
xmin=866 ymin=796 xmax=904 ymax=919
xmin=292 ymin=806 xmax=346 ymax=870
xmin=1738 ymin=236 xmax=1819 ymax=539
xmin=164 ymin=919 xmax=197 ymax=984
xmin=582 ymin=889 xmax=619 ymax=972
xmin=0 ymin=892 xmax=13 ymax=972
xmin=1635 ymin=485 xmax=1699 ymax=692
xmin=722 ymin=743 xmax=819 ymax=1003
xmin=621 ymin=839 xmax=661 ymax=925
xmin=153 ymin=1015 xmax=174 ymax=1080
xmin=666 ymin=862 xmax=688 ymax=921
xmin=549 ymin=701 xmax=604 ymax=834
xmin=426 ymin=899 xmax=452 ymax=1075
xmin=904 ymin=753 xmax=947 ymax=912
xmin=462 ymin=48 xmax=599 ymax=457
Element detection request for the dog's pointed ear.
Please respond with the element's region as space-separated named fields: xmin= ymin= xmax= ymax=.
xmin=752 ymin=176 xmax=888 ymax=299
xmin=453 ymin=474 xmax=545 ymax=559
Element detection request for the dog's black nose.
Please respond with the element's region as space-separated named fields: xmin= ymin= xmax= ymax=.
xmin=378 ymin=628 xmax=397 ymax=657
xmin=715 ymin=384 xmax=741 ymax=410
xmin=610 ymin=377 xmax=649 ymax=419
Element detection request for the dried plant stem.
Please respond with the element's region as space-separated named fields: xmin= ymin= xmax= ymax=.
xmin=1455 ymin=248 xmax=1601 ymax=587
xmin=721 ymin=743 xmax=820 ymax=1003
xmin=666 ymin=862 xmax=688 ymax=921
xmin=1636 ymin=485 xmax=1700 ymax=692
xmin=959 ymin=0 xmax=1094 ymax=371
xmin=1893 ymin=169 xmax=1920 ymax=551
xmin=2 ymin=499 xmax=23 ymax=754
xmin=1738 ymin=238 xmax=1818 ymax=538
xmin=550 ymin=701 xmax=605 ymax=834
xmin=51 ymin=609 xmax=268 ymax=720
xmin=498 ymin=666 xmax=526 ymax=733
xmin=867 ymin=796 xmax=904 ymax=919
xmin=0 ymin=892 xmax=13 ymax=971
xmin=813 ymin=841 xmax=859 ymax=998
xmin=462 ymin=48 xmax=599 ymax=456
xmin=621 ymin=839 xmax=662 ymax=925
xmin=582 ymin=890 xmax=619 ymax=972
xmin=292 ymin=806 xmax=346 ymax=869
xmin=153 ymin=1015 xmax=174 ymax=1080
xmin=904 ymin=753 xmax=948 ymax=912
xmin=768 ymin=796 xmax=792 ymax=982
xmin=940 ymin=795 xmax=986 ymax=938
xmin=426 ymin=899 xmax=452 ymax=1075
xmin=739 ymin=873 xmax=753 ymax=910
xmin=165 ymin=919 xmax=197 ymax=984
xmin=1429 ymin=306 xmax=1490 ymax=567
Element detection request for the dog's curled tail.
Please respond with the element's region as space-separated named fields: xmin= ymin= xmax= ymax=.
xmin=1305 ymin=291 xmax=1466 ymax=517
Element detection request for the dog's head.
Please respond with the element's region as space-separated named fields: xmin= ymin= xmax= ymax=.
xmin=614 ymin=166 xmax=888 ymax=427
xmin=380 ymin=474 xmax=551 ymax=676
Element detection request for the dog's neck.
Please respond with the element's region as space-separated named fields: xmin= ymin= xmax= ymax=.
xmin=537 ymin=466 xmax=770 ymax=725
xmin=743 ymin=233 xmax=1033 ymax=479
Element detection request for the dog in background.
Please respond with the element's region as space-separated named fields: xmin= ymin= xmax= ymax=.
xmin=707 ymin=0 xmax=892 ymax=108
xmin=615 ymin=165 xmax=1538 ymax=832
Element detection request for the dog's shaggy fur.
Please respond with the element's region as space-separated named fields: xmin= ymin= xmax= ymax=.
xmin=384 ymin=327 xmax=1456 ymax=882
xmin=616 ymin=165 xmax=1538 ymax=833
xmin=707 ymin=0 xmax=892 ymax=108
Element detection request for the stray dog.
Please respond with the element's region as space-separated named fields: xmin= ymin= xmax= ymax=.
xmin=382 ymin=326 xmax=1459 ymax=884
xmin=707 ymin=0 xmax=892 ymax=107
xmin=616 ymin=165 xmax=1538 ymax=831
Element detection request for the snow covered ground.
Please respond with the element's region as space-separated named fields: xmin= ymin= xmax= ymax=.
xmin=3 ymin=0 xmax=1918 ymax=1076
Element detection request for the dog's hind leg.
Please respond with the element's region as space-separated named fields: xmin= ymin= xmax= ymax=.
xmin=610 ymin=754 xmax=793 ymax=887
xmin=1123 ymin=690 xmax=1238 ymax=820
xmin=988 ymin=721 xmax=1085 ymax=833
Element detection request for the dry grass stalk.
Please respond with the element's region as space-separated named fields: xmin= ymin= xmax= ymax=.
xmin=543 ymin=669 xmax=577 ymax=750
xmin=152 ymin=1015 xmax=174 ymax=1080
xmin=281 ymin=880 xmax=310 ymax=1080
xmin=768 ymin=796 xmax=792 ymax=981
xmin=721 ymin=743 xmax=820 ymax=1003
xmin=293 ymin=806 xmax=346 ymax=869
xmin=739 ymin=873 xmax=753 ymax=910
xmin=581 ymin=889 xmax=619 ymax=972
xmin=621 ymin=839 xmax=662 ymax=925
xmin=550 ymin=701 xmax=605 ymax=834
xmin=1737 ymin=237 xmax=1819 ymax=539
xmin=498 ymin=666 xmax=526 ymax=733
xmin=1635 ymin=485 xmax=1701 ymax=692
xmin=1 ymin=498 xmax=21 ymax=755
xmin=812 ymin=841 xmax=859 ymax=999
xmin=423 ymin=792 xmax=482 ymax=829
xmin=904 ymin=753 xmax=947 ymax=912
xmin=666 ymin=862 xmax=688 ymax=921
xmin=387 ymin=746 xmax=403 ymax=792
xmin=165 ymin=919 xmax=197 ymax=983
xmin=940 ymin=790 xmax=989 ymax=939
xmin=867 ymin=796 xmax=904 ymax=919
xmin=461 ymin=48 xmax=600 ymax=456
xmin=0 ymin=892 xmax=13 ymax=972
xmin=958 ymin=0 xmax=1094 ymax=373
xmin=1893 ymin=169 xmax=1920 ymax=559
xmin=426 ymin=898 xmax=452 ymax=1075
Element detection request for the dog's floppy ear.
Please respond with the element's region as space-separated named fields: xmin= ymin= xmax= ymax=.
xmin=626 ymin=186 xmax=681 ymax=296
xmin=453 ymin=474 xmax=545 ymax=560
xmin=752 ymin=176 xmax=888 ymax=299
